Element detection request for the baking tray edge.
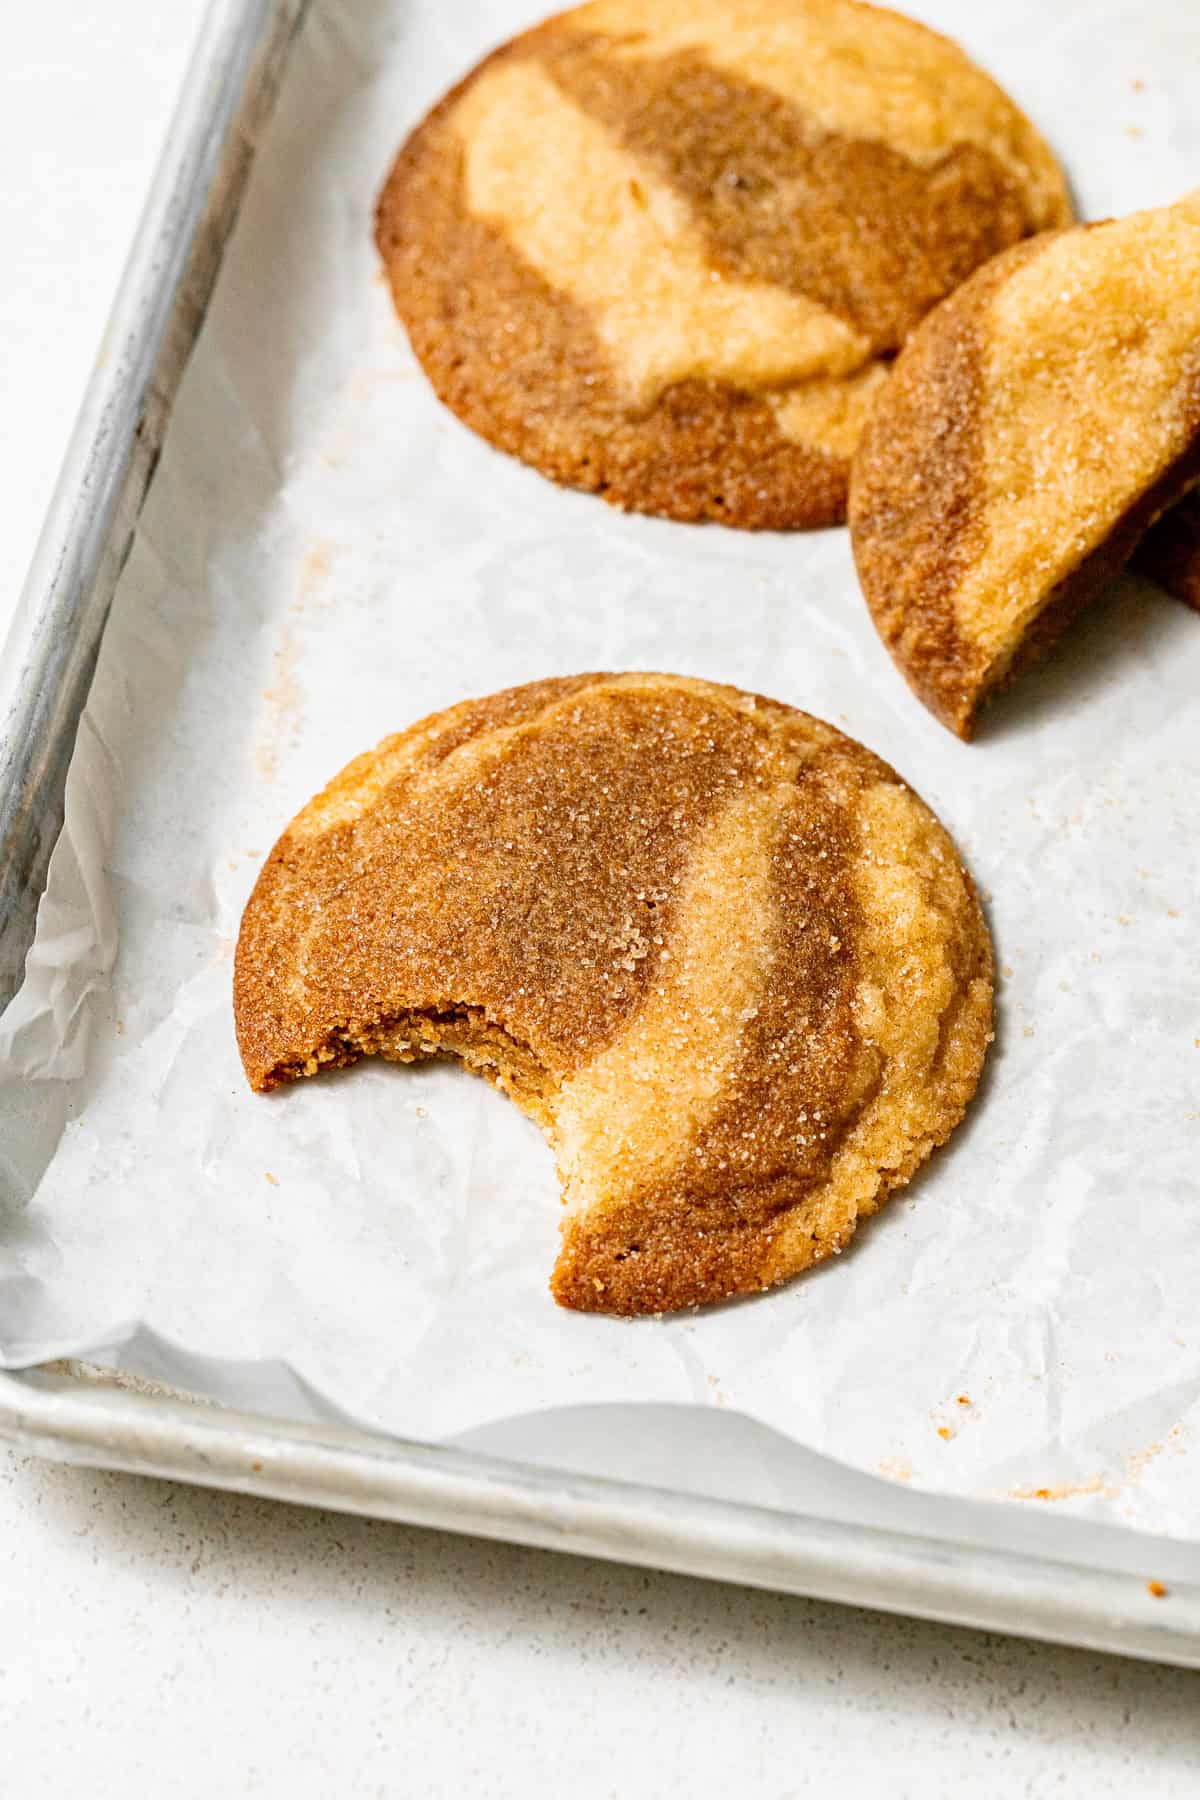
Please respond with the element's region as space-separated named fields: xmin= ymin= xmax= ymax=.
xmin=0 ymin=0 xmax=310 ymax=1004
xmin=3 ymin=1364 xmax=1200 ymax=1668
xmin=1 ymin=0 xmax=1198 ymax=1667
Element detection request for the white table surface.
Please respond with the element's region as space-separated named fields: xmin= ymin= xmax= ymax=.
xmin=2 ymin=5 xmax=1199 ymax=1795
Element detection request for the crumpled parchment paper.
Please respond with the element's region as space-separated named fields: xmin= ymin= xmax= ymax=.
xmin=2 ymin=0 xmax=1199 ymax=1538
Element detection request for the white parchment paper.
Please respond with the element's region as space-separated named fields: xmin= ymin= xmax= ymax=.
xmin=2 ymin=0 xmax=1200 ymax=1539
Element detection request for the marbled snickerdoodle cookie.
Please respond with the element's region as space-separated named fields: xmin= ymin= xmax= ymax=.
xmin=235 ymin=675 xmax=993 ymax=1314
xmin=375 ymin=0 xmax=1071 ymax=528
xmin=848 ymin=196 xmax=1200 ymax=737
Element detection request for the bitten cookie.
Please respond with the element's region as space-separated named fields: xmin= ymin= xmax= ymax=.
xmin=848 ymin=195 xmax=1200 ymax=738
xmin=235 ymin=674 xmax=993 ymax=1315
xmin=375 ymin=0 xmax=1071 ymax=529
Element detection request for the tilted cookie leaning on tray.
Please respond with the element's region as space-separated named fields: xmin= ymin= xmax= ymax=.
xmin=848 ymin=189 xmax=1200 ymax=736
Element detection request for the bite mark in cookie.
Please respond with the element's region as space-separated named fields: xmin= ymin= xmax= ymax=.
xmin=235 ymin=675 xmax=993 ymax=1314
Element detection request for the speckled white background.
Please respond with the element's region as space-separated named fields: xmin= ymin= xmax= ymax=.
xmin=3 ymin=5 xmax=1200 ymax=1792
xmin=6 ymin=1443 xmax=1200 ymax=1798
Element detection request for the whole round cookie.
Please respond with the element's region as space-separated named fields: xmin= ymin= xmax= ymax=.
xmin=848 ymin=194 xmax=1200 ymax=737
xmin=375 ymin=0 xmax=1071 ymax=529
xmin=235 ymin=674 xmax=993 ymax=1315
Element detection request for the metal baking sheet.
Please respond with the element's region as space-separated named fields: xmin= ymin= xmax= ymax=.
xmin=0 ymin=0 xmax=310 ymax=1006
xmin=2 ymin=0 xmax=1200 ymax=1666
xmin=5 ymin=1361 xmax=1200 ymax=1667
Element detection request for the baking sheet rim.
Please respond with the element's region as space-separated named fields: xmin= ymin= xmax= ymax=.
xmin=2 ymin=0 xmax=1198 ymax=1667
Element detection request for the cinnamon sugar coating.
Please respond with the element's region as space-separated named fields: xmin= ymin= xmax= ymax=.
xmin=849 ymin=198 xmax=1200 ymax=737
xmin=374 ymin=0 xmax=1070 ymax=529
xmin=235 ymin=675 xmax=993 ymax=1314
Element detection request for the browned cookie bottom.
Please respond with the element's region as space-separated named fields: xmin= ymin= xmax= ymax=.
xmin=1136 ymin=489 xmax=1200 ymax=612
